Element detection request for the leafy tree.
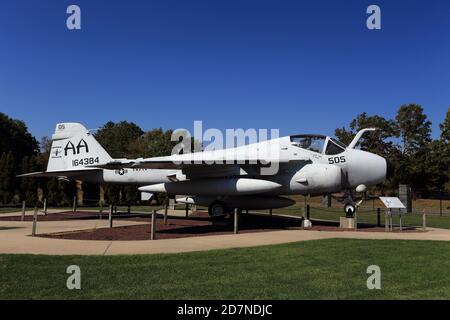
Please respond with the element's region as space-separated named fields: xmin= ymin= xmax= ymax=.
xmin=129 ymin=128 xmax=177 ymax=158
xmin=94 ymin=121 xmax=144 ymax=204
xmin=424 ymin=140 xmax=449 ymax=191
xmin=335 ymin=112 xmax=400 ymax=157
xmin=0 ymin=113 xmax=40 ymax=204
xmin=0 ymin=113 xmax=39 ymax=160
xmin=394 ymin=104 xmax=433 ymax=190
xmin=440 ymin=107 xmax=450 ymax=142
xmin=0 ymin=152 xmax=15 ymax=203
xmin=95 ymin=121 xmax=144 ymax=158
xmin=396 ymin=104 xmax=432 ymax=154
xmin=438 ymin=108 xmax=450 ymax=192
xmin=20 ymin=156 xmax=39 ymax=204
xmin=334 ymin=127 xmax=354 ymax=146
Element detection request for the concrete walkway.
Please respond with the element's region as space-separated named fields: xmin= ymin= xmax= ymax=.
xmin=2 ymin=211 xmax=450 ymax=256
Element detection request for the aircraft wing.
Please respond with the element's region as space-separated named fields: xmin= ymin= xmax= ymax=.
xmin=91 ymin=150 xmax=292 ymax=170
xmin=89 ymin=149 xmax=310 ymax=179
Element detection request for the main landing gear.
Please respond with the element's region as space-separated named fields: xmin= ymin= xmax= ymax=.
xmin=208 ymin=201 xmax=227 ymax=217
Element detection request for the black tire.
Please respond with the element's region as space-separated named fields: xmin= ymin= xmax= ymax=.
xmin=208 ymin=201 xmax=227 ymax=217
xmin=344 ymin=203 xmax=356 ymax=218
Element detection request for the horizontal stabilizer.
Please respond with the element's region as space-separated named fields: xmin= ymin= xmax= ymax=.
xmin=17 ymin=169 xmax=100 ymax=178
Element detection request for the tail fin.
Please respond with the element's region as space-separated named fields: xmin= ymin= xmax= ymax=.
xmin=47 ymin=123 xmax=112 ymax=172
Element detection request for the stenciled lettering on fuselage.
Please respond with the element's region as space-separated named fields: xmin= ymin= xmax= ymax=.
xmin=328 ymin=155 xmax=346 ymax=165
xmin=62 ymin=139 xmax=100 ymax=167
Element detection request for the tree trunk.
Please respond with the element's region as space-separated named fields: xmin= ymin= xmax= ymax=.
xmin=99 ymin=184 xmax=105 ymax=206
xmin=76 ymin=180 xmax=84 ymax=206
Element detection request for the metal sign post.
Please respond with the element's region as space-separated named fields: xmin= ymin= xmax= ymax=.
xmin=151 ymin=210 xmax=156 ymax=240
xmin=379 ymin=197 xmax=406 ymax=232
xmin=234 ymin=208 xmax=239 ymax=234
xmin=43 ymin=198 xmax=47 ymax=216
xmin=21 ymin=201 xmax=26 ymax=221
xmin=109 ymin=205 xmax=113 ymax=228
xmin=31 ymin=206 xmax=38 ymax=236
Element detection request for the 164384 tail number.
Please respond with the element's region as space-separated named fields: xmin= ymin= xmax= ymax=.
xmin=72 ymin=157 xmax=99 ymax=166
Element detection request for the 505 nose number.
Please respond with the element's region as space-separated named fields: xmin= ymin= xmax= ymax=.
xmin=328 ymin=156 xmax=346 ymax=164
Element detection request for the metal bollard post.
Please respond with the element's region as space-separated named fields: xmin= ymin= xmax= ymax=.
xmin=234 ymin=208 xmax=239 ymax=234
xmin=185 ymin=203 xmax=189 ymax=217
xmin=109 ymin=205 xmax=113 ymax=228
xmin=21 ymin=200 xmax=26 ymax=221
xmin=385 ymin=210 xmax=389 ymax=232
xmin=32 ymin=206 xmax=38 ymax=236
xmin=306 ymin=205 xmax=310 ymax=220
xmin=43 ymin=198 xmax=47 ymax=216
xmin=164 ymin=199 xmax=168 ymax=225
xmin=389 ymin=212 xmax=393 ymax=232
xmin=354 ymin=210 xmax=358 ymax=231
xmin=72 ymin=196 xmax=77 ymax=213
xmin=423 ymin=209 xmax=427 ymax=230
xmin=151 ymin=210 xmax=156 ymax=240
xmin=377 ymin=208 xmax=381 ymax=227
xmin=269 ymin=208 xmax=272 ymax=217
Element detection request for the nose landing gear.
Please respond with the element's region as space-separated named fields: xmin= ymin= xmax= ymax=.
xmin=344 ymin=202 xmax=356 ymax=218
xmin=340 ymin=189 xmax=364 ymax=218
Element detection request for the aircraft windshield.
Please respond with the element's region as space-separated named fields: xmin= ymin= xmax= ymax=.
xmin=290 ymin=135 xmax=326 ymax=153
xmin=325 ymin=138 xmax=346 ymax=155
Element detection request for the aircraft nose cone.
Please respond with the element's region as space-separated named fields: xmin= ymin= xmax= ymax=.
xmin=347 ymin=149 xmax=388 ymax=186
xmin=386 ymin=159 xmax=395 ymax=180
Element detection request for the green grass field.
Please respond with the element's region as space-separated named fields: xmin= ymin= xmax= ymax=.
xmin=1 ymin=238 xmax=450 ymax=299
xmin=270 ymin=206 xmax=450 ymax=229
xmin=0 ymin=208 xmax=21 ymax=214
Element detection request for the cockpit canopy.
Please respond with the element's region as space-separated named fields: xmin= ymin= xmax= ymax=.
xmin=290 ymin=134 xmax=346 ymax=155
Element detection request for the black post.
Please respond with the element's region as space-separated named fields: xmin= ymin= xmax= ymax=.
xmin=440 ymin=189 xmax=443 ymax=217
xmin=377 ymin=208 xmax=381 ymax=227
xmin=234 ymin=208 xmax=239 ymax=234
xmin=306 ymin=204 xmax=310 ymax=220
xmin=185 ymin=203 xmax=189 ymax=217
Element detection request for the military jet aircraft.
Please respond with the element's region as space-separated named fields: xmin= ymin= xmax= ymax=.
xmin=88 ymin=126 xmax=391 ymax=217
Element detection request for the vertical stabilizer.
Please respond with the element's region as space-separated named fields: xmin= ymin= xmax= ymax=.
xmin=47 ymin=123 xmax=112 ymax=172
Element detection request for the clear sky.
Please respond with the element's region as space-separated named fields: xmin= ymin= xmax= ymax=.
xmin=0 ymin=0 xmax=449 ymax=140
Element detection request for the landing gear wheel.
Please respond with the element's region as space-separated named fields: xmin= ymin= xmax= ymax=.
xmin=208 ymin=201 xmax=226 ymax=218
xmin=344 ymin=203 xmax=356 ymax=218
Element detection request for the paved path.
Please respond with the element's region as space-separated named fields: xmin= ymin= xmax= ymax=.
xmin=2 ymin=211 xmax=450 ymax=256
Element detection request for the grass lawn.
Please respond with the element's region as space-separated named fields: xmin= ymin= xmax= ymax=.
xmin=0 ymin=208 xmax=21 ymax=214
xmin=1 ymin=238 xmax=450 ymax=299
xmin=271 ymin=204 xmax=450 ymax=229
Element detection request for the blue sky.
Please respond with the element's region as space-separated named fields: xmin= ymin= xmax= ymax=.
xmin=0 ymin=0 xmax=449 ymax=140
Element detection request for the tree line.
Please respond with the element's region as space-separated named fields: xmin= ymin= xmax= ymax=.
xmin=335 ymin=104 xmax=450 ymax=196
xmin=0 ymin=104 xmax=449 ymax=206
